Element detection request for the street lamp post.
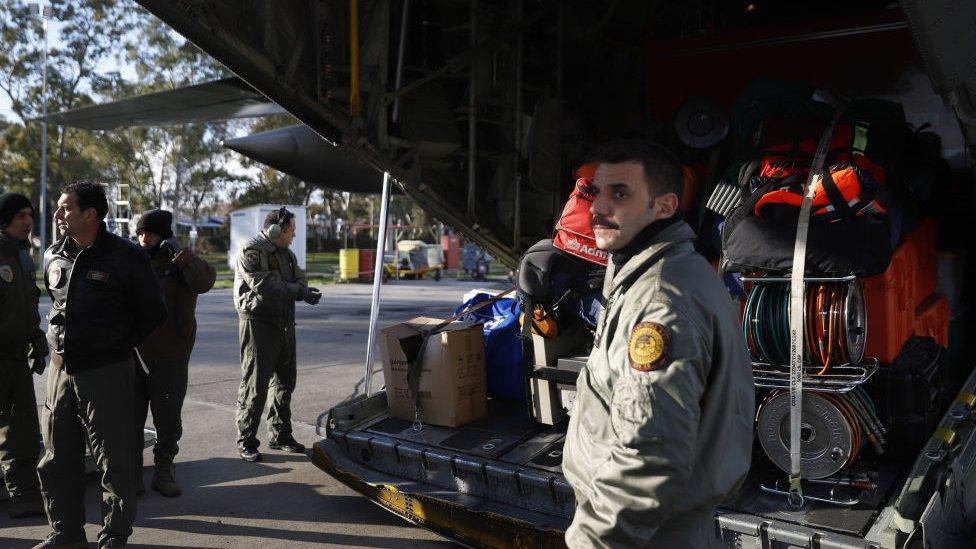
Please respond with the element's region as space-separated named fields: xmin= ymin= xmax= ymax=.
xmin=30 ymin=2 xmax=54 ymax=256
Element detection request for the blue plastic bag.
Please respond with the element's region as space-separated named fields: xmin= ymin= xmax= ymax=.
xmin=455 ymin=292 xmax=524 ymax=401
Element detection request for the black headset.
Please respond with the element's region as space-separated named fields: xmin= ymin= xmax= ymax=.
xmin=266 ymin=207 xmax=290 ymax=238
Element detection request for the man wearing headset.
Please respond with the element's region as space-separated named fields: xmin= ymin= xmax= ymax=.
xmin=233 ymin=207 xmax=321 ymax=462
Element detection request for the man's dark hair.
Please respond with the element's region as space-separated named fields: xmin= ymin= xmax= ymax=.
xmin=264 ymin=207 xmax=295 ymax=228
xmin=586 ymin=140 xmax=684 ymax=200
xmin=63 ymin=181 xmax=109 ymax=220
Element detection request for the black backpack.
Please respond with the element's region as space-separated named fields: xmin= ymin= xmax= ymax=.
xmin=870 ymin=336 xmax=951 ymax=461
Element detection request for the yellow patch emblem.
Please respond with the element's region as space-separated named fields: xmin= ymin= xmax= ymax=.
xmin=628 ymin=322 xmax=670 ymax=372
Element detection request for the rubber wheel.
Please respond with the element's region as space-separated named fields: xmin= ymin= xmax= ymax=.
xmin=433 ymin=269 xmax=441 ymax=281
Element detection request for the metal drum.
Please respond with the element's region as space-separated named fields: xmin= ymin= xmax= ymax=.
xmin=844 ymin=278 xmax=867 ymax=365
xmin=757 ymin=391 xmax=855 ymax=479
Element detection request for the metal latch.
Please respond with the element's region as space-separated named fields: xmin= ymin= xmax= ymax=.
xmin=925 ymin=427 xmax=956 ymax=462
xmin=950 ymin=392 xmax=976 ymax=421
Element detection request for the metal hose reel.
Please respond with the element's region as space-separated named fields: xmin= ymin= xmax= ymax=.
xmin=758 ymin=391 xmax=856 ymax=479
xmin=757 ymin=388 xmax=885 ymax=480
xmin=743 ymin=277 xmax=867 ymax=370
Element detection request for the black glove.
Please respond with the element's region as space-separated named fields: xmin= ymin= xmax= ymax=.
xmin=301 ymin=286 xmax=322 ymax=305
xmin=28 ymin=336 xmax=48 ymax=375
xmin=160 ymin=237 xmax=183 ymax=256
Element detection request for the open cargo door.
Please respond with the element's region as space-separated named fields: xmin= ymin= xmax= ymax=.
xmin=131 ymin=0 xmax=666 ymax=266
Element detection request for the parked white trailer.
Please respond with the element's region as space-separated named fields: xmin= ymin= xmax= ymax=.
xmin=229 ymin=204 xmax=307 ymax=271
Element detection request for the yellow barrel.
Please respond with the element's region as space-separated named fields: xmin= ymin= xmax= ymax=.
xmin=339 ymin=248 xmax=360 ymax=281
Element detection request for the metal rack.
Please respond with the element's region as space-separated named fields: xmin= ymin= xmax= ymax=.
xmin=744 ymin=273 xmax=882 ymax=508
xmin=760 ymin=473 xmax=878 ymax=507
xmin=752 ymin=359 xmax=879 ymax=393
xmin=743 ymin=273 xmax=873 ymax=392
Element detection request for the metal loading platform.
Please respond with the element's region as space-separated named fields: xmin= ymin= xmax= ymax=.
xmin=312 ymin=395 xmax=572 ymax=547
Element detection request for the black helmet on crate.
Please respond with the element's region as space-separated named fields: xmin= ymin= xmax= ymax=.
xmin=517 ymin=238 xmax=605 ymax=333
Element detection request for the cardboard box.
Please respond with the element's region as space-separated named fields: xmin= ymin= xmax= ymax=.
xmin=379 ymin=317 xmax=487 ymax=427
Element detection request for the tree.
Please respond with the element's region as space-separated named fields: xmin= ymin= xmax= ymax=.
xmin=0 ymin=0 xmax=134 ymax=232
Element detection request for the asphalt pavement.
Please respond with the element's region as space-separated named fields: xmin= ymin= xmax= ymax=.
xmin=0 ymin=278 xmax=510 ymax=548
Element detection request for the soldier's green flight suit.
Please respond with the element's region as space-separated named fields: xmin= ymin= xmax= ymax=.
xmin=563 ymin=220 xmax=754 ymax=548
xmin=234 ymin=231 xmax=307 ymax=450
xmin=0 ymin=232 xmax=47 ymax=510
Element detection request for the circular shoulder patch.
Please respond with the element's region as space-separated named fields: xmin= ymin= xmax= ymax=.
xmin=0 ymin=264 xmax=13 ymax=283
xmin=628 ymin=321 xmax=670 ymax=372
xmin=242 ymin=249 xmax=262 ymax=270
xmin=48 ymin=265 xmax=62 ymax=288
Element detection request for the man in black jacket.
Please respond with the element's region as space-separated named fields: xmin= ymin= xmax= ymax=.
xmin=35 ymin=182 xmax=166 ymax=549
xmin=0 ymin=193 xmax=48 ymax=519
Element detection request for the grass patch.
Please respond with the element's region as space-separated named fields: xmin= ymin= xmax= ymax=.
xmin=201 ymin=251 xmax=340 ymax=275
xmin=211 ymin=275 xmax=335 ymax=290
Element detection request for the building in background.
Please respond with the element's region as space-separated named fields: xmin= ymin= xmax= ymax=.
xmin=229 ymin=204 xmax=307 ymax=270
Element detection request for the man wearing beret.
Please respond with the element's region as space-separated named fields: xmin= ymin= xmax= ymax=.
xmin=0 ymin=192 xmax=47 ymax=519
xmin=134 ymin=209 xmax=216 ymax=497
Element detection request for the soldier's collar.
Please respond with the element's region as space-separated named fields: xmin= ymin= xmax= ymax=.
xmin=253 ymin=232 xmax=278 ymax=251
xmin=607 ymin=220 xmax=696 ymax=294
xmin=0 ymin=231 xmax=29 ymax=251
xmin=611 ymin=215 xmax=682 ymax=268
xmin=89 ymin=222 xmax=111 ymax=251
xmin=49 ymin=223 xmax=107 ymax=258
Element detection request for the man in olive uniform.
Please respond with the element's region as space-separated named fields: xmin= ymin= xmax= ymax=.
xmin=0 ymin=193 xmax=47 ymax=518
xmin=562 ymin=141 xmax=754 ymax=548
xmin=36 ymin=182 xmax=166 ymax=549
xmin=134 ymin=209 xmax=216 ymax=497
xmin=234 ymin=207 xmax=321 ymax=462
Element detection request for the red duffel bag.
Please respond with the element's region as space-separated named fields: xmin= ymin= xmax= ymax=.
xmin=553 ymin=163 xmax=608 ymax=267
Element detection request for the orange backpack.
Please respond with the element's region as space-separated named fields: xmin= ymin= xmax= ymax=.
xmin=753 ymin=163 xmax=890 ymax=225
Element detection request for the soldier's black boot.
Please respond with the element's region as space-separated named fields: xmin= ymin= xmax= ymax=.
xmin=239 ymin=445 xmax=261 ymax=462
xmin=268 ymin=434 xmax=305 ymax=453
xmin=7 ymin=491 xmax=45 ymax=518
xmin=151 ymin=460 xmax=182 ymax=497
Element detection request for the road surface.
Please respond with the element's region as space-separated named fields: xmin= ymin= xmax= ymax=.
xmin=1 ymin=278 xmax=509 ymax=548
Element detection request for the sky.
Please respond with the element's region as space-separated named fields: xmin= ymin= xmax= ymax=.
xmin=0 ymin=15 xmax=140 ymax=123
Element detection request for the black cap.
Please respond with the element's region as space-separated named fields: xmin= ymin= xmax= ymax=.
xmin=0 ymin=192 xmax=34 ymax=229
xmin=136 ymin=209 xmax=174 ymax=240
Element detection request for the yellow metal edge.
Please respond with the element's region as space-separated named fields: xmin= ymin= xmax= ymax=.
xmin=311 ymin=443 xmax=567 ymax=549
xmin=932 ymin=427 xmax=956 ymax=446
xmin=956 ymin=392 xmax=976 ymax=409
